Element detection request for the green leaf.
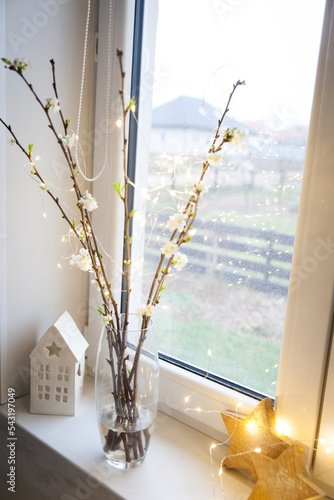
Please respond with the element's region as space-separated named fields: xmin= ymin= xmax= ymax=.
xmin=129 ymin=209 xmax=136 ymax=218
xmin=126 ymin=97 xmax=136 ymax=112
xmin=113 ymin=180 xmax=123 ymax=198
xmin=1 ymin=57 xmax=12 ymax=67
xmin=129 ymin=236 xmax=133 ymax=244
xmin=28 ymin=143 xmax=33 ymax=156
xmin=72 ymin=220 xmax=77 ymax=228
xmin=97 ymin=305 xmax=105 ymax=316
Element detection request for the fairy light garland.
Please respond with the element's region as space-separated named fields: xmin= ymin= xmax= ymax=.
xmin=75 ymin=0 xmax=113 ymax=182
xmin=181 ymin=393 xmax=330 ymax=499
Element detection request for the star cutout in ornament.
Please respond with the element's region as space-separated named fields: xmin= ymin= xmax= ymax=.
xmin=221 ymin=398 xmax=289 ymax=479
xmin=249 ymin=444 xmax=325 ymax=500
xmin=46 ymin=341 xmax=62 ymax=357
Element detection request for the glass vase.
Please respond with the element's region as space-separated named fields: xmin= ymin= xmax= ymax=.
xmin=95 ymin=313 xmax=159 ymax=469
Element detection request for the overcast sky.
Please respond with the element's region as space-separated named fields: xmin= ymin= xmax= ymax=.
xmin=151 ymin=0 xmax=326 ymax=127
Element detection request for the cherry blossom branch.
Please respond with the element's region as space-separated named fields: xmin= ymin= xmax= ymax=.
xmin=50 ymin=58 xmax=69 ymax=134
xmin=1 ymin=58 xmax=120 ymax=329
xmin=145 ymin=80 xmax=245 ymax=310
xmin=0 ymin=117 xmax=82 ymax=243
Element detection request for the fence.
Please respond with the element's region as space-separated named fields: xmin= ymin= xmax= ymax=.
xmin=145 ymin=219 xmax=295 ymax=296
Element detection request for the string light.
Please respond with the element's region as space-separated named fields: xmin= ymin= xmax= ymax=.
xmin=75 ymin=0 xmax=113 ymax=182
xmin=275 ymin=419 xmax=291 ymax=436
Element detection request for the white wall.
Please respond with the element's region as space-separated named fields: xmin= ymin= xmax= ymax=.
xmin=0 ymin=0 xmax=98 ymax=402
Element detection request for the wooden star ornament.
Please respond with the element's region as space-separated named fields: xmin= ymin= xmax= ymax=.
xmin=221 ymin=398 xmax=289 ymax=479
xmin=249 ymin=444 xmax=325 ymax=500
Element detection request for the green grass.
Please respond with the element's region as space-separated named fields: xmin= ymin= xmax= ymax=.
xmin=154 ymin=300 xmax=281 ymax=398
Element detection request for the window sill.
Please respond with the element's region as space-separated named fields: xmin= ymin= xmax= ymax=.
xmin=0 ymin=375 xmax=255 ymax=500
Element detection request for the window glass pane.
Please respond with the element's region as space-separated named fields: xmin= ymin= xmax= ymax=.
xmin=133 ymin=0 xmax=325 ymax=397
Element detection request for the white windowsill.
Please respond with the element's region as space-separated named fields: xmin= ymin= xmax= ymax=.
xmin=0 ymin=375 xmax=255 ymax=500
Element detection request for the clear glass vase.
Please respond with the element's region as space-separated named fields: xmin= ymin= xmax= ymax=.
xmin=95 ymin=313 xmax=159 ymax=469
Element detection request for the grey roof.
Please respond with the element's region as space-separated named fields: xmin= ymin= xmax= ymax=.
xmin=152 ymin=96 xmax=244 ymax=131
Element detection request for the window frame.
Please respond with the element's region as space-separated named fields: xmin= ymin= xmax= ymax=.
xmin=91 ymin=0 xmax=334 ymax=493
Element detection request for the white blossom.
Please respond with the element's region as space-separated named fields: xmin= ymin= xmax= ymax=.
xmin=69 ymin=248 xmax=92 ymax=272
xmin=167 ymin=212 xmax=186 ymax=232
xmin=75 ymin=223 xmax=91 ymax=241
xmin=137 ymin=304 xmax=155 ymax=317
xmin=78 ymin=191 xmax=98 ymax=212
xmin=173 ymin=252 xmax=188 ymax=271
xmin=58 ymin=132 xmax=78 ymax=149
xmin=194 ymin=181 xmax=209 ymax=194
xmin=207 ymin=151 xmax=223 ymax=166
xmin=45 ymin=96 xmax=60 ymax=114
xmin=13 ymin=58 xmax=30 ymax=72
xmin=91 ymin=277 xmax=106 ymax=289
xmin=161 ymin=241 xmax=179 ymax=257
xmin=102 ymin=314 xmax=112 ymax=325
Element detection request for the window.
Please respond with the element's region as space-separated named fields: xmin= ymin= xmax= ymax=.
xmin=131 ymin=0 xmax=326 ymax=397
xmin=37 ymin=384 xmax=50 ymax=400
xmin=37 ymin=363 xmax=51 ymax=381
xmin=57 ymin=365 xmax=69 ymax=382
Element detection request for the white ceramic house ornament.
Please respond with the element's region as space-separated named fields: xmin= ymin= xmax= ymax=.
xmin=30 ymin=311 xmax=89 ymax=416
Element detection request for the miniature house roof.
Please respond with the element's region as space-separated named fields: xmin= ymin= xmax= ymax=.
xmin=30 ymin=311 xmax=89 ymax=362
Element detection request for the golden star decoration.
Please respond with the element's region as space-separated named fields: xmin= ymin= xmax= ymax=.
xmin=249 ymin=444 xmax=325 ymax=500
xmin=221 ymin=398 xmax=289 ymax=479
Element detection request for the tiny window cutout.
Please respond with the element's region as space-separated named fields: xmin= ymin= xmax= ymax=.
xmin=38 ymin=393 xmax=43 ymax=400
xmin=45 ymin=394 xmax=50 ymax=400
xmin=55 ymin=395 xmax=61 ymax=402
xmin=64 ymin=387 xmax=68 ymax=394
xmin=46 ymin=365 xmax=50 ymax=372
xmin=38 ymin=385 xmax=43 ymax=392
xmin=45 ymin=386 xmax=50 ymax=392
xmin=77 ymin=364 xmax=81 ymax=376
xmin=57 ymin=374 xmax=63 ymax=381
xmin=46 ymin=373 xmax=51 ymax=380
xmin=56 ymin=387 xmax=61 ymax=393
xmin=37 ymin=364 xmax=43 ymax=371
xmin=58 ymin=365 xmax=64 ymax=373
xmin=64 ymin=375 xmax=69 ymax=382
xmin=37 ymin=373 xmax=44 ymax=380
xmin=63 ymin=396 xmax=68 ymax=403
xmin=65 ymin=366 xmax=69 ymax=374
